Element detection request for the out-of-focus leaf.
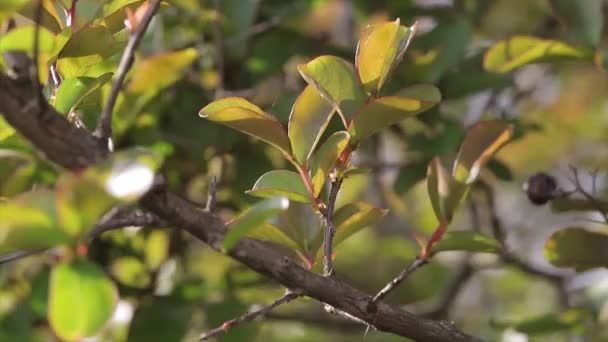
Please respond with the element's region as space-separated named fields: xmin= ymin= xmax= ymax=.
xmin=544 ymin=227 xmax=608 ymax=271
xmin=356 ymin=19 xmax=416 ymax=94
xmin=486 ymin=158 xmax=513 ymax=181
xmin=483 ymin=36 xmax=592 ymax=73
xmin=145 ymin=230 xmax=169 ymax=270
xmin=57 ymin=25 xmax=121 ymax=78
xmin=452 ymin=120 xmax=513 ymax=184
xmin=221 ymin=0 xmax=257 ymax=58
xmin=246 ymin=170 xmax=310 ymax=203
xmin=30 ymin=269 xmax=50 ymax=319
xmin=199 ymin=97 xmax=291 ymax=155
xmin=394 ymin=160 xmax=428 ymax=194
xmin=309 ymin=131 xmax=350 ymax=196
xmin=440 ymin=70 xmax=512 ymax=99
xmin=550 ymin=197 xmax=608 ymax=213
xmin=128 ymin=48 xmax=199 ymax=93
xmin=17 ymin=0 xmax=63 ymax=33
xmin=297 ymin=55 xmax=367 ymax=122
xmin=312 ymin=202 xmax=387 ymax=259
xmin=0 ymin=190 xmax=71 ymax=253
xmin=427 ymin=155 xmax=469 ymax=221
xmin=49 ymin=260 xmax=117 ymax=341
xmin=0 ymin=25 xmax=55 ymax=54
xmin=100 ymin=0 xmax=145 ymax=33
xmin=128 ymin=297 xmax=193 ymax=342
xmin=54 ymin=73 xmax=113 ymax=114
xmin=288 ymin=85 xmax=335 ymax=163
xmin=551 ymin=0 xmax=603 ymax=47
xmin=111 ymin=256 xmax=150 ymax=288
xmin=247 ymin=223 xmax=302 ymax=253
xmin=349 ymin=84 xmax=441 ymax=143
xmin=0 ymin=0 xmax=28 ymax=21
xmin=223 ymin=197 xmax=290 ymax=250
xmin=505 ymin=309 xmax=588 ymax=335
xmin=430 ymin=231 xmax=501 ymax=255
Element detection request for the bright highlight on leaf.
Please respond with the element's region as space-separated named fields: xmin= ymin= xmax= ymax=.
xmin=49 ymin=260 xmax=117 ymax=341
xmin=356 ymin=19 xmax=417 ymax=94
xmin=483 ymin=36 xmax=592 ymax=73
xmin=199 ymin=97 xmax=292 ymax=155
xmin=246 ymin=170 xmax=311 ymax=203
xmin=223 ymin=197 xmax=290 ymax=250
xmin=297 ymin=55 xmax=366 ymax=123
xmin=288 ymin=85 xmax=335 ymax=163
xmin=544 ymin=227 xmax=608 ymax=271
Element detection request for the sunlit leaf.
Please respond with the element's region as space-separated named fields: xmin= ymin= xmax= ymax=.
xmin=145 ymin=230 xmax=169 ymax=270
xmin=247 ymin=223 xmax=302 ymax=253
xmin=57 ymin=25 xmax=121 ymax=78
xmin=297 ymin=55 xmax=367 ymax=122
xmin=483 ymin=36 xmax=592 ymax=73
xmin=551 ymin=0 xmax=603 ymax=47
xmin=0 ymin=25 xmax=55 ymax=54
xmin=199 ymin=97 xmax=292 ymax=155
xmin=246 ymin=170 xmax=310 ymax=203
xmin=544 ymin=227 xmax=608 ymax=271
xmin=111 ymin=256 xmax=150 ymax=288
xmin=452 ymin=120 xmax=513 ymax=184
xmin=288 ymin=85 xmax=334 ymax=163
xmin=0 ymin=190 xmax=71 ymax=253
xmin=430 ymin=231 xmax=501 ymax=255
xmin=223 ymin=197 xmax=290 ymax=250
xmin=54 ymin=73 xmax=113 ymax=114
xmin=128 ymin=48 xmax=199 ymax=93
xmin=356 ymin=19 xmax=417 ymax=94
xmin=427 ymin=155 xmax=469 ymax=221
xmin=309 ymin=131 xmax=350 ymax=197
xmin=349 ymin=84 xmax=441 ymax=144
xmin=49 ymin=260 xmax=117 ymax=340
xmin=18 ymin=0 xmax=63 ymax=33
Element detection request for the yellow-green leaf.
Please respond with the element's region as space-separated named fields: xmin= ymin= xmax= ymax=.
xmin=18 ymin=0 xmax=63 ymax=33
xmin=348 ymin=85 xmax=440 ymax=144
xmin=199 ymin=97 xmax=291 ymax=155
xmin=223 ymin=197 xmax=290 ymax=250
xmin=57 ymin=25 xmax=121 ymax=78
xmin=356 ymin=19 xmax=417 ymax=94
xmin=309 ymin=131 xmax=350 ymax=196
xmin=297 ymin=55 xmax=367 ymax=123
xmin=544 ymin=227 xmax=608 ymax=271
xmin=0 ymin=0 xmax=29 ymax=21
xmin=49 ymin=260 xmax=117 ymax=340
xmin=0 ymin=25 xmax=55 ymax=54
xmin=288 ymin=85 xmax=335 ymax=163
xmin=427 ymin=155 xmax=469 ymax=222
xmin=246 ymin=170 xmax=311 ymax=203
xmin=247 ymin=223 xmax=302 ymax=253
xmin=54 ymin=73 xmax=113 ymax=114
xmin=128 ymin=48 xmax=199 ymax=93
xmin=483 ymin=36 xmax=592 ymax=73
xmin=452 ymin=120 xmax=513 ymax=184
xmin=430 ymin=231 xmax=501 ymax=255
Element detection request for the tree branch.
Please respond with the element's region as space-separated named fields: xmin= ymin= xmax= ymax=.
xmin=94 ymin=0 xmax=162 ymax=147
xmin=0 ymin=64 xmax=479 ymax=342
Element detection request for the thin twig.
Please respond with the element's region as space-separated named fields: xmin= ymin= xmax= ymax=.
xmin=368 ymin=257 xmax=429 ymax=310
xmin=323 ymin=177 xmax=343 ymax=277
xmin=32 ymin=0 xmax=44 ymax=109
xmin=88 ymin=205 xmax=166 ymax=241
xmin=205 ymin=176 xmax=217 ymax=212
xmin=199 ymin=290 xmax=300 ymax=340
xmin=0 ymin=248 xmax=47 ymax=264
xmin=568 ymin=166 xmax=608 ymax=223
xmin=94 ymin=0 xmax=162 ymax=147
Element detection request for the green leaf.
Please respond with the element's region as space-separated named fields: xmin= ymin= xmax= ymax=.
xmin=110 ymin=256 xmax=150 ymax=288
xmin=0 ymin=190 xmax=72 ymax=253
xmin=288 ymin=85 xmax=335 ymax=163
xmin=49 ymin=260 xmax=117 ymax=340
xmin=57 ymin=25 xmax=121 ymax=78
xmin=356 ymin=19 xmax=417 ymax=94
xmin=452 ymin=120 xmax=513 ymax=184
xmin=349 ymin=84 xmax=441 ymax=143
xmin=0 ymin=25 xmax=55 ymax=54
xmin=312 ymin=202 xmax=387 ymax=259
xmin=506 ymin=309 xmax=588 ymax=335
xmin=246 ymin=170 xmax=311 ymax=203
xmin=430 ymin=231 xmax=501 ymax=255
xmin=544 ymin=227 xmax=608 ymax=271
xmin=223 ymin=197 xmax=290 ymax=250
xmin=0 ymin=0 xmax=29 ymax=21
xmin=297 ymin=55 xmax=367 ymax=122
xmin=128 ymin=48 xmax=199 ymax=93
xmin=427 ymin=155 xmax=469 ymax=221
xmin=128 ymin=297 xmax=193 ymax=342
xmin=486 ymin=158 xmax=513 ymax=181
xmin=199 ymin=97 xmax=292 ymax=155
xmin=483 ymin=36 xmax=592 ymax=73
xmin=551 ymin=0 xmax=603 ymax=47
xmin=394 ymin=161 xmax=428 ymax=194
xmin=17 ymin=0 xmax=63 ymax=33
xmin=54 ymin=73 xmax=113 ymax=114
xmin=309 ymin=131 xmax=350 ymax=197
xmin=550 ymin=197 xmax=608 ymax=213
xmin=247 ymin=223 xmax=302 ymax=253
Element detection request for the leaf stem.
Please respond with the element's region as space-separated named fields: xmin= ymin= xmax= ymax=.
xmin=322 ymin=177 xmax=342 ymax=276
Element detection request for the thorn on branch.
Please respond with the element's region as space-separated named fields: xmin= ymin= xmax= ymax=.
xmin=95 ymin=0 xmax=162 ymax=149
xmin=199 ymin=290 xmax=301 ymax=341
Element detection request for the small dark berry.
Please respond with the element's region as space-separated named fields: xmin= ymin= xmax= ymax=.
xmin=524 ymin=172 xmax=558 ymax=205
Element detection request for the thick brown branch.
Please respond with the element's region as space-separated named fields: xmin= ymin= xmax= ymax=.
xmin=0 ymin=68 xmax=479 ymax=342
